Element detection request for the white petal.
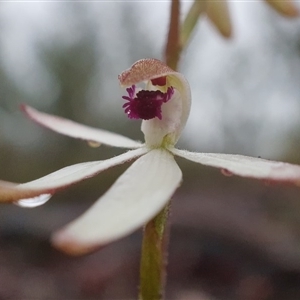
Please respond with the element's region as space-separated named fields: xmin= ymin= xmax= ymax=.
xmin=21 ymin=105 xmax=142 ymax=149
xmin=171 ymin=148 xmax=300 ymax=184
xmin=0 ymin=148 xmax=147 ymax=203
xmin=52 ymin=149 xmax=182 ymax=255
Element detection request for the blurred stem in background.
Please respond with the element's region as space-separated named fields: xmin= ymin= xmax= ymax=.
xmin=139 ymin=1 xmax=203 ymax=299
xmin=165 ymin=0 xmax=180 ymax=70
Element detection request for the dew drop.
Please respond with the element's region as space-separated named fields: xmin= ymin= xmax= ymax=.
xmin=221 ymin=168 xmax=233 ymax=177
xmin=14 ymin=194 xmax=52 ymax=208
xmin=87 ymin=140 xmax=101 ymax=148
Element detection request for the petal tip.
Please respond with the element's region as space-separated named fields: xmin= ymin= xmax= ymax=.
xmin=20 ymin=103 xmax=29 ymax=114
xmin=19 ymin=103 xmax=26 ymax=111
xmin=51 ymin=230 xmax=99 ymax=256
xmin=221 ymin=26 xmax=233 ymax=39
xmin=20 ymin=103 xmax=35 ymax=120
xmin=266 ymin=0 xmax=299 ymax=17
xmin=206 ymin=0 xmax=232 ymax=38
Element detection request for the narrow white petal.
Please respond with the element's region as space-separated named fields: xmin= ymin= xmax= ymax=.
xmin=22 ymin=105 xmax=142 ymax=149
xmin=0 ymin=148 xmax=147 ymax=203
xmin=52 ymin=149 xmax=182 ymax=255
xmin=172 ymin=148 xmax=300 ymax=184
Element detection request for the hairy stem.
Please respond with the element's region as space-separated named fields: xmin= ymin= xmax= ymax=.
xmin=139 ymin=204 xmax=170 ymax=300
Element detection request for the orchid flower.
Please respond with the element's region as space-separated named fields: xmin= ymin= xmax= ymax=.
xmin=1 ymin=58 xmax=300 ymax=256
xmin=197 ymin=0 xmax=298 ymax=37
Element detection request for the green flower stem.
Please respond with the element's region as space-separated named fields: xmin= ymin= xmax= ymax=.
xmin=139 ymin=204 xmax=170 ymax=300
xmin=139 ymin=1 xmax=205 ymax=299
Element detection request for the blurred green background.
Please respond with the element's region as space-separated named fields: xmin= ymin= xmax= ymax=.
xmin=1 ymin=2 xmax=300 ymax=299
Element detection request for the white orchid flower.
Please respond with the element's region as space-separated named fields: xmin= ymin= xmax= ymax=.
xmin=1 ymin=58 xmax=300 ymax=255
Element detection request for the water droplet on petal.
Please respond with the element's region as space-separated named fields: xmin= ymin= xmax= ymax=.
xmin=221 ymin=168 xmax=233 ymax=177
xmin=87 ymin=140 xmax=101 ymax=148
xmin=14 ymin=194 xmax=52 ymax=208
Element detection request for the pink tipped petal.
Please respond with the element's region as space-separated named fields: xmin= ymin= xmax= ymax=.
xmin=0 ymin=181 xmax=48 ymax=204
xmin=51 ymin=149 xmax=182 ymax=255
xmin=171 ymin=148 xmax=300 ymax=184
xmin=21 ymin=105 xmax=142 ymax=149
xmin=0 ymin=148 xmax=147 ymax=203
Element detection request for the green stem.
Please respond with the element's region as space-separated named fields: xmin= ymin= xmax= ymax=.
xmin=139 ymin=204 xmax=170 ymax=300
xmin=138 ymin=1 xmax=205 ymax=299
